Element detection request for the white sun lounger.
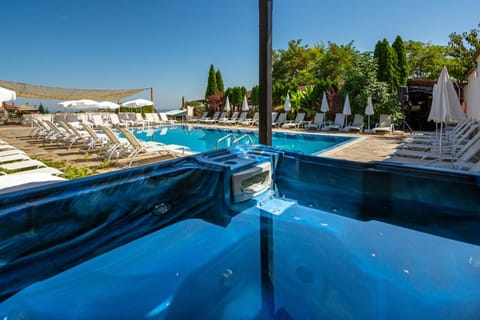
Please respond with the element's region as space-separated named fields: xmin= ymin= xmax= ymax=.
xmin=0 ymin=159 xmax=48 ymax=171
xmin=0 ymin=149 xmax=27 ymax=157
xmin=118 ymin=127 xmax=189 ymax=167
xmin=0 ymin=154 xmax=31 ymax=163
xmin=0 ymin=173 xmax=67 ymax=194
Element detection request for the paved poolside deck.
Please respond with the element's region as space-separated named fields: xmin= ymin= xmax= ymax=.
xmin=0 ymin=124 xmax=406 ymax=176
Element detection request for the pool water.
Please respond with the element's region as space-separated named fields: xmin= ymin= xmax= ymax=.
xmin=131 ymin=125 xmax=353 ymax=155
xmin=1 ymin=198 xmax=477 ymax=319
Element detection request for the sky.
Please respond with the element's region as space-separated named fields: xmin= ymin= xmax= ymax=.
xmin=1 ymin=0 xmax=479 ymax=111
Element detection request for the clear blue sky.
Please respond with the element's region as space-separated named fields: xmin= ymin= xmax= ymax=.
xmin=1 ymin=0 xmax=479 ymax=111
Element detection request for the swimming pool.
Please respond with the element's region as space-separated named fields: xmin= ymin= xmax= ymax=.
xmin=0 ymin=146 xmax=479 ymax=318
xmin=130 ymin=125 xmax=353 ymax=155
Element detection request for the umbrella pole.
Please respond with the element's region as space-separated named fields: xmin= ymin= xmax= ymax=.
xmin=368 ymin=115 xmax=370 ymax=130
xmin=439 ymin=121 xmax=443 ymax=159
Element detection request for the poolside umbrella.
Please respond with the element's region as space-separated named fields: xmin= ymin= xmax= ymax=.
xmin=365 ymin=96 xmax=374 ymax=130
xmin=427 ymin=66 xmax=465 ymax=156
xmin=320 ymin=92 xmax=329 ymax=113
xmin=59 ymin=99 xmax=98 ymax=111
xmin=224 ymin=96 xmax=232 ymax=115
xmin=342 ymin=94 xmax=351 ymax=126
xmin=121 ymin=99 xmax=153 ymax=111
xmin=98 ymin=101 xmax=120 ymax=111
xmin=0 ymin=86 xmax=16 ymax=103
xmin=242 ymin=95 xmax=250 ymax=112
xmin=283 ymin=93 xmax=291 ymax=120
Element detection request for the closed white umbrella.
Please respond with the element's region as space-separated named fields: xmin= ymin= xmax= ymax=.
xmin=320 ymin=92 xmax=329 ymax=113
xmin=0 ymin=87 xmax=16 ymax=103
xmin=224 ymin=96 xmax=231 ymax=115
xmin=427 ymin=66 xmax=465 ymax=156
xmin=365 ymin=96 xmax=374 ymax=131
xmin=284 ymin=93 xmax=291 ymax=120
xmin=284 ymin=93 xmax=291 ymax=112
xmin=241 ymin=95 xmax=249 ymax=112
xmin=342 ymin=94 xmax=351 ymax=126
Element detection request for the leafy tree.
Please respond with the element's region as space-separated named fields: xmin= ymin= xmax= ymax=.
xmin=216 ymin=70 xmax=224 ymax=93
xmin=250 ymin=85 xmax=259 ymax=107
xmin=392 ymin=35 xmax=409 ymax=85
xmin=343 ymin=52 xmax=403 ymax=125
xmin=405 ymin=41 xmax=449 ymax=79
xmin=205 ymin=64 xmax=218 ymax=100
xmin=272 ymin=39 xmax=323 ymax=104
xmin=374 ymin=39 xmax=399 ymax=92
xmin=448 ymin=23 xmax=480 ymax=80
xmin=224 ymin=86 xmax=247 ymax=109
xmin=206 ymin=92 xmax=224 ymax=111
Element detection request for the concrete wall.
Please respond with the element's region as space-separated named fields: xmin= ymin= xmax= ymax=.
xmin=464 ymin=56 xmax=480 ymax=120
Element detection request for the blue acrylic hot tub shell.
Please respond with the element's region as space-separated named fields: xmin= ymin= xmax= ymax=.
xmin=0 ymin=145 xmax=479 ymax=318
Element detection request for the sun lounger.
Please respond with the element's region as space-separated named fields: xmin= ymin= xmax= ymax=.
xmin=372 ymin=114 xmax=394 ymax=134
xmin=282 ymin=113 xmax=306 ymax=129
xmin=0 ymin=159 xmax=48 ymax=172
xmin=322 ymin=113 xmax=345 ymax=131
xmin=304 ymin=113 xmax=325 ymax=130
xmin=273 ymin=113 xmax=286 ymax=127
xmin=342 ymin=114 xmax=364 ymax=132
xmin=118 ymin=127 xmax=189 ymax=167
xmin=239 ymin=112 xmax=259 ymax=126
xmin=0 ymin=149 xmax=26 ymax=157
xmin=99 ymin=126 xmax=131 ymax=161
xmin=0 ymin=173 xmax=67 ymax=194
xmin=0 ymin=154 xmax=31 ymax=163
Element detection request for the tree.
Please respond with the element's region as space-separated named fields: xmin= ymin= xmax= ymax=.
xmin=272 ymin=39 xmax=323 ymax=104
xmin=405 ymin=41 xmax=449 ymax=79
xmin=343 ymin=52 xmax=403 ymax=125
xmin=250 ymin=85 xmax=259 ymax=107
xmin=206 ymin=92 xmax=224 ymax=111
xmin=37 ymin=103 xmax=45 ymax=114
xmin=392 ymin=35 xmax=409 ymax=86
xmin=374 ymin=39 xmax=400 ymax=92
xmin=216 ymin=70 xmax=224 ymax=94
xmin=448 ymin=23 xmax=480 ymax=80
xmin=225 ymin=86 xmax=247 ymax=109
xmin=205 ymin=64 xmax=218 ymax=100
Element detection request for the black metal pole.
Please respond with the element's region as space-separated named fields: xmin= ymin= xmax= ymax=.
xmin=259 ymin=0 xmax=272 ymax=146
xmin=259 ymin=0 xmax=274 ymax=318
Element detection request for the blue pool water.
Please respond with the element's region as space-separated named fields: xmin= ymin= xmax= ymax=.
xmin=0 ymin=146 xmax=479 ymax=319
xmin=130 ymin=125 xmax=353 ymax=155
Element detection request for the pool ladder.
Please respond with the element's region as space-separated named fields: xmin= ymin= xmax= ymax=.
xmin=215 ymin=133 xmax=255 ymax=149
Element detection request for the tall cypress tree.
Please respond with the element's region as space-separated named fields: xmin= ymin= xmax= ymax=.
xmin=374 ymin=39 xmax=398 ymax=92
xmin=392 ymin=35 xmax=409 ymax=86
xmin=205 ymin=64 xmax=218 ymax=99
xmin=216 ymin=70 xmax=224 ymax=94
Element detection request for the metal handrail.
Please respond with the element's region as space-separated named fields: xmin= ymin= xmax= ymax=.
xmin=215 ymin=133 xmax=235 ymax=149
xmin=232 ymin=134 xmax=254 ymax=146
